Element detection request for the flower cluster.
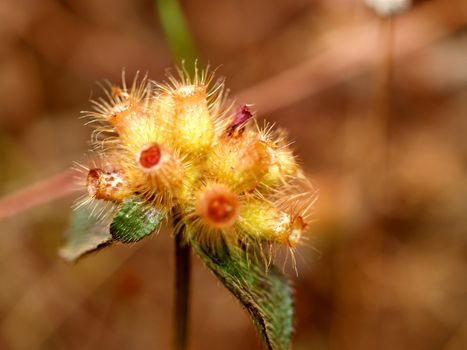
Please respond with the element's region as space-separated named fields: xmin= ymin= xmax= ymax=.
xmin=77 ymin=68 xmax=315 ymax=260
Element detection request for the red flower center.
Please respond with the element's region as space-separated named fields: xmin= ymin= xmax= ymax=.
xmin=139 ymin=143 xmax=162 ymax=169
xmin=198 ymin=186 xmax=239 ymax=228
xmin=207 ymin=195 xmax=236 ymax=224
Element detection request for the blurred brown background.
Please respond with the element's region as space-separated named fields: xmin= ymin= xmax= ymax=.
xmin=1 ymin=0 xmax=467 ymax=349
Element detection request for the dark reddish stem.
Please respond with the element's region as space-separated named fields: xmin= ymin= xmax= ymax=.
xmin=172 ymin=213 xmax=191 ymax=350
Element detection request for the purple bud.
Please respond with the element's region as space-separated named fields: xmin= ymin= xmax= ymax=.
xmin=227 ymin=104 xmax=253 ymax=136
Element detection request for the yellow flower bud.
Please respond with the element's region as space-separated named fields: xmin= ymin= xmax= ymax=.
xmin=238 ymin=199 xmax=304 ymax=247
xmin=261 ymin=145 xmax=298 ymax=188
xmin=205 ymin=132 xmax=271 ymax=192
xmin=124 ymin=143 xmax=187 ymax=207
xmin=170 ymin=84 xmax=214 ymax=155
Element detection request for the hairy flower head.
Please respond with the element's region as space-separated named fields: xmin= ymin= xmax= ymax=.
xmin=77 ymin=67 xmax=316 ymax=263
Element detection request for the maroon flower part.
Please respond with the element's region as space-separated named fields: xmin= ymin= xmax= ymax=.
xmin=227 ymin=104 xmax=253 ymax=137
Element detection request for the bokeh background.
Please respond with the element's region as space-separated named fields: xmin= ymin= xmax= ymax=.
xmin=1 ymin=0 xmax=467 ymax=349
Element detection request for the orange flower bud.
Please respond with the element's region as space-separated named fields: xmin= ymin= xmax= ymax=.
xmin=196 ymin=184 xmax=240 ymax=229
xmin=86 ymin=168 xmax=129 ymax=202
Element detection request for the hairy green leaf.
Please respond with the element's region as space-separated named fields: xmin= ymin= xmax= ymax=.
xmin=192 ymin=241 xmax=294 ymax=350
xmin=110 ymin=196 xmax=165 ymax=243
xmin=60 ymin=206 xmax=112 ymax=262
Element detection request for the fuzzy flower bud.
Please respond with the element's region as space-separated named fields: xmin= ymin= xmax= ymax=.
xmin=238 ymin=200 xmax=306 ymax=247
xmin=196 ymin=184 xmax=240 ymax=229
xmin=130 ymin=142 xmax=186 ymax=207
xmin=206 ymin=134 xmax=271 ymax=192
xmin=86 ymin=168 xmax=129 ymax=202
xmin=171 ymin=84 xmax=215 ymax=154
xmin=261 ymin=144 xmax=298 ymax=188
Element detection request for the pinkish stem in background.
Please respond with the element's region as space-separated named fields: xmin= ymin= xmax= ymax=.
xmin=0 ymin=170 xmax=77 ymax=220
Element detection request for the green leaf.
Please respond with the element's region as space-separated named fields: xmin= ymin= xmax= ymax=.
xmin=59 ymin=206 xmax=112 ymax=262
xmin=110 ymin=196 xmax=165 ymax=243
xmin=191 ymin=241 xmax=294 ymax=350
xmin=154 ymin=0 xmax=199 ymax=69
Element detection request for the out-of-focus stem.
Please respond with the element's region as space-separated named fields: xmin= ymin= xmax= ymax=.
xmin=0 ymin=170 xmax=77 ymax=220
xmin=374 ymin=16 xmax=394 ymax=210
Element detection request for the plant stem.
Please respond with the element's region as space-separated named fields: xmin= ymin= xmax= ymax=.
xmin=0 ymin=170 xmax=77 ymax=220
xmin=172 ymin=217 xmax=191 ymax=350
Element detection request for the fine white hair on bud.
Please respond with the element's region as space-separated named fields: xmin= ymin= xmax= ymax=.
xmin=287 ymin=215 xmax=307 ymax=248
